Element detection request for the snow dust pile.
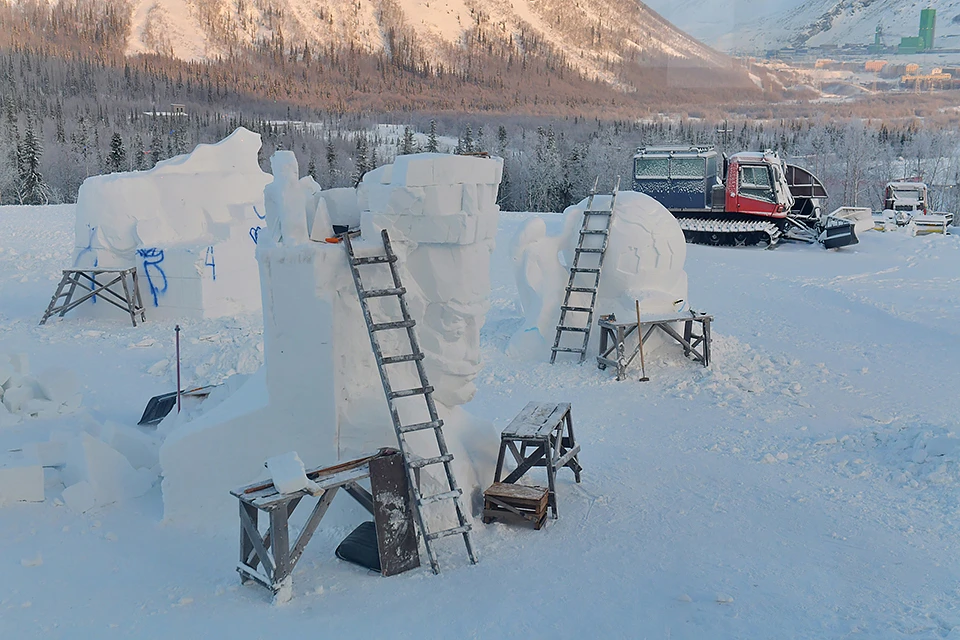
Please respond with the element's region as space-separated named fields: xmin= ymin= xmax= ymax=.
xmin=508 ymin=191 xmax=688 ymax=359
xmin=159 ymin=151 xmax=503 ymax=528
xmin=72 ymin=127 xmax=269 ymax=319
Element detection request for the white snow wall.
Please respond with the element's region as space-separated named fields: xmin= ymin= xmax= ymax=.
xmin=160 ymin=152 xmax=502 ymax=529
xmin=72 ymin=128 xmax=269 ymax=319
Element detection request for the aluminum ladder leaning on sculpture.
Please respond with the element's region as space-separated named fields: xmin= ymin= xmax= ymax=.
xmin=341 ymin=229 xmax=478 ymax=574
xmin=550 ymin=176 xmax=620 ymax=364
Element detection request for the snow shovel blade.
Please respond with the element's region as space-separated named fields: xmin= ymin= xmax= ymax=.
xmin=137 ymin=385 xmax=219 ymax=426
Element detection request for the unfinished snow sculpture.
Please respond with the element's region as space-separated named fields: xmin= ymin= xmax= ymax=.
xmin=160 ymin=151 xmax=503 ymax=529
xmin=511 ymin=191 xmax=688 ymax=359
xmin=72 ymin=127 xmax=269 ymax=319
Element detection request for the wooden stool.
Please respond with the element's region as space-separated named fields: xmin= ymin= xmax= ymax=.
xmin=483 ymin=482 xmax=550 ymax=529
xmin=491 ymin=402 xmax=582 ymax=520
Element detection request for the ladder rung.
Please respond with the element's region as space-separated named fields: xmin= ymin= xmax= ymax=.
xmin=361 ymin=287 xmax=405 ymax=298
xmin=408 ymin=454 xmax=454 ymax=468
xmin=571 ymin=267 xmax=600 ymax=274
xmin=352 ymin=255 xmax=396 ymax=265
xmin=576 ymin=247 xmax=603 ymax=253
xmin=381 ymin=353 xmax=424 ymax=365
xmin=557 ymin=326 xmax=589 ymax=333
xmin=580 ymin=229 xmax=608 ymax=235
xmin=426 ymin=524 xmax=472 ymax=541
xmin=389 ymin=386 xmax=434 ymax=399
xmin=561 ymin=305 xmax=592 ymax=312
xmin=397 ymin=419 xmax=443 ymax=433
xmin=568 ymin=286 xmax=596 ymax=293
xmin=371 ymin=319 xmax=416 ymax=332
xmin=418 ymin=488 xmax=462 ymax=505
xmin=584 ymin=211 xmax=612 ymax=216
xmin=552 ymin=346 xmax=585 ymax=353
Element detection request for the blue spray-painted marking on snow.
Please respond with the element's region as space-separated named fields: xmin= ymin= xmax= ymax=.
xmin=249 ymin=227 xmax=261 ymax=245
xmin=253 ymin=205 xmax=266 ymax=220
xmin=73 ymin=226 xmax=97 ymax=267
xmin=205 ymin=246 xmax=216 ymax=281
xmin=136 ymin=248 xmax=167 ymax=307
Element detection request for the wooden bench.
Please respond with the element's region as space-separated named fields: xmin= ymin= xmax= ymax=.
xmin=487 ymin=402 xmax=582 ymax=522
xmin=597 ymin=311 xmax=713 ymax=381
xmin=230 ymin=448 xmax=419 ymax=602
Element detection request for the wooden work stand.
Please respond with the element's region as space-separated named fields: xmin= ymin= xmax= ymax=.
xmin=40 ymin=268 xmax=146 ymax=327
xmin=597 ymin=311 xmax=713 ymax=381
xmin=231 ymin=448 xmax=419 ymax=601
xmin=485 ymin=402 xmax=582 ymax=526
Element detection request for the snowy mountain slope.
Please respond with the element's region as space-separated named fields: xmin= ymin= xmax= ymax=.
xmin=117 ymin=0 xmax=729 ymax=80
xmin=643 ymin=0 xmax=960 ymax=53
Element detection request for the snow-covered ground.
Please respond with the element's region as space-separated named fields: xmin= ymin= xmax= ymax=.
xmin=2 ymin=205 xmax=960 ymax=637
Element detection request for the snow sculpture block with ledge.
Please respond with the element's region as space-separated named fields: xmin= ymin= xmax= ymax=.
xmin=509 ymin=190 xmax=689 ymax=360
xmin=71 ymin=127 xmax=269 ymax=319
xmin=159 ymin=151 xmax=503 ymax=529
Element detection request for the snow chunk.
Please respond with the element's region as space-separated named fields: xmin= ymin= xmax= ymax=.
xmin=36 ymin=368 xmax=79 ymax=404
xmin=0 ymin=464 xmax=45 ymax=505
xmin=61 ymin=434 xmax=155 ymax=512
xmin=265 ymin=452 xmax=319 ymax=496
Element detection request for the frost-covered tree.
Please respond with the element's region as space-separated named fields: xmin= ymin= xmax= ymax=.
xmin=132 ymin=133 xmax=146 ymax=170
xmin=352 ymin=134 xmax=368 ymax=186
xmin=426 ymin=119 xmax=439 ymax=153
xmin=16 ymin=118 xmax=51 ymax=205
xmin=400 ymin=126 xmax=415 ymax=155
xmin=107 ymin=132 xmax=127 ymax=173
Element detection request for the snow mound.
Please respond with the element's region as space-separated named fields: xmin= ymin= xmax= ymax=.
xmin=0 ymin=354 xmax=83 ymax=425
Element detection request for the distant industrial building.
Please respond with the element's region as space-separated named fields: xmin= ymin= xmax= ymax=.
xmin=899 ymin=8 xmax=936 ymax=54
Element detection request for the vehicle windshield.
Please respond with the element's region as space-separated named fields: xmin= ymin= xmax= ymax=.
xmin=739 ymin=165 xmax=776 ymax=203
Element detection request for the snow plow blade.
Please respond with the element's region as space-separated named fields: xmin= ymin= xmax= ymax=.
xmin=912 ymin=213 xmax=953 ymax=235
xmin=819 ymin=218 xmax=859 ymax=249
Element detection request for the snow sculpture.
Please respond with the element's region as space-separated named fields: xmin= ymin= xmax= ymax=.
xmin=510 ymin=191 xmax=688 ymax=359
xmin=160 ymin=152 xmax=503 ymax=528
xmin=72 ymin=128 xmax=270 ymax=319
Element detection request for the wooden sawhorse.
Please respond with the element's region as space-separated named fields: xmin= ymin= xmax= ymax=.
xmin=597 ymin=311 xmax=713 ymax=381
xmin=488 ymin=402 xmax=582 ymax=520
xmin=40 ymin=268 xmax=146 ymax=327
xmin=231 ymin=448 xmax=419 ymax=602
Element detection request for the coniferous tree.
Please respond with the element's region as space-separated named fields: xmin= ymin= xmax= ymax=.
xmin=462 ymin=124 xmax=474 ymax=154
xmin=132 ymin=133 xmax=146 ymax=170
xmin=107 ymin=132 xmax=127 ymax=173
xmin=352 ymin=135 xmax=368 ymax=186
xmin=426 ymin=119 xmax=439 ymax=153
xmin=307 ymin=155 xmax=317 ymax=181
xmin=325 ymin=135 xmax=337 ymax=187
xmin=400 ymin=126 xmax=415 ymax=155
xmin=16 ymin=117 xmax=51 ymax=205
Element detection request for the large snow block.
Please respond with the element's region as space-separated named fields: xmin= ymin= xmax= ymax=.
xmin=0 ymin=465 xmax=44 ymax=505
xmin=61 ymin=434 xmax=154 ymax=511
xmin=72 ymin=127 xmax=268 ymax=319
xmin=319 ymin=188 xmax=362 ymax=230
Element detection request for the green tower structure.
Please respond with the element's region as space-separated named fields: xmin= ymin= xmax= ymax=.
xmin=920 ymin=8 xmax=936 ymax=51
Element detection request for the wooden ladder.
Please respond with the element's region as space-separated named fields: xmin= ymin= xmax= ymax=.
xmin=342 ymin=229 xmax=478 ymax=574
xmin=550 ymin=177 xmax=620 ymax=364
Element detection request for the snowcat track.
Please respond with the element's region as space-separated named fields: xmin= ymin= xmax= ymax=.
xmin=678 ymin=218 xmax=781 ymax=247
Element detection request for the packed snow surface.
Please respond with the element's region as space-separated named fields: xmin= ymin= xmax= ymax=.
xmin=1 ymin=204 xmax=960 ymax=637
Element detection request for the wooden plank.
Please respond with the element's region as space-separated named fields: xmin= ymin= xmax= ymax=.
xmin=501 ymin=443 xmax=547 ymax=484
xmin=248 ymin=466 xmax=371 ymax=509
xmin=343 ymin=482 xmax=374 ymax=515
xmin=484 ymin=482 xmax=549 ymax=503
xmin=288 ymin=487 xmax=338 ymax=568
xmin=270 ymin=501 xmax=290 ymax=586
xmin=501 ymin=401 xmax=540 ymax=437
xmin=369 ymin=452 xmax=420 ymax=577
xmin=239 ymin=503 xmax=274 ymax=577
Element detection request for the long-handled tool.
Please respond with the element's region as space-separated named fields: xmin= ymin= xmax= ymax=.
xmin=636 ymin=300 xmax=649 ymax=382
